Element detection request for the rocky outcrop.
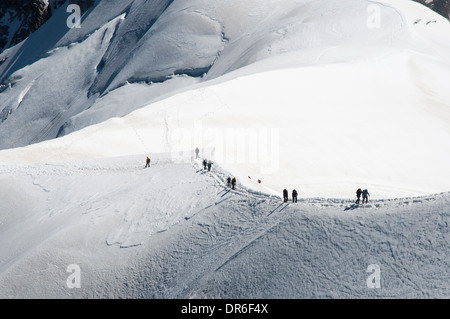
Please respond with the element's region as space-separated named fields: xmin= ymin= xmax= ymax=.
xmin=0 ymin=0 xmax=94 ymax=53
xmin=1 ymin=0 xmax=51 ymax=52
xmin=416 ymin=0 xmax=450 ymax=19
xmin=434 ymin=0 xmax=449 ymax=18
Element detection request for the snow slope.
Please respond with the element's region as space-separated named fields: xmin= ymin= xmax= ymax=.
xmin=1 ymin=0 xmax=449 ymax=199
xmin=0 ymin=0 xmax=449 ymax=299
xmin=0 ymin=0 xmax=449 ymax=148
xmin=0 ymin=155 xmax=448 ymax=298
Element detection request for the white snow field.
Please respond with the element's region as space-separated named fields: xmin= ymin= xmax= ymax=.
xmin=1 ymin=0 xmax=450 ymax=199
xmin=0 ymin=155 xmax=448 ymax=298
xmin=0 ymin=0 xmax=449 ymax=298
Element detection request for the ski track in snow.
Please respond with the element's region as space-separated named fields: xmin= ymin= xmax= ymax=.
xmin=0 ymin=0 xmax=449 ymax=298
xmin=0 ymin=155 xmax=448 ymax=298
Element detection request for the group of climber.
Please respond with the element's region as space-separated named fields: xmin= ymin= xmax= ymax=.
xmin=202 ymin=158 xmax=213 ymax=172
xmin=197 ymin=147 xmax=238 ymax=190
xmin=283 ymin=189 xmax=298 ymax=203
xmin=145 ymin=151 xmax=371 ymax=206
xmin=356 ymin=188 xmax=370 ymax=204
xmin=282 ymin=188 xmax=370 ymax=205
xmin=226 ymin=176 xmax=237 ymax=190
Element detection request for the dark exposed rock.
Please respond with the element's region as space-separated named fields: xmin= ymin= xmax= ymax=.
xmin=415 ymin=0 xmax=449 ymax=19
xmin=0 ymin=0 xmax=94 ymax=53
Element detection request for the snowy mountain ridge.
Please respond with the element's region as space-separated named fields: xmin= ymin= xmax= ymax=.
xmin=0 ymin=0 xmax=449 ymax=299
xmin=0 ymin=1 xmax=448 ymax=55
xmin=0 ymin=0 xmax=449 ymax=150
xmin=0 ymin=0 xmax=449 ymax=198
xmin=0 ymin=154 xmax=448 ymax=298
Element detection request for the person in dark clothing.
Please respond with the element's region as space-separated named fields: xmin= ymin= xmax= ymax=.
xmin=202 ymin=159 xmax=207 ymax=170
xmin=231 ymin=177 xmax=236 ymax=190
xmin=356 ymin=188 xmax=362 ymax=204
xmin=283 ymin=189 xmax=288 ymax=202
xmin=227 ymin=177 xmax=231 ymax=187
xmin=145 ymin=156 xmax=151 ymax=168
xmin=362 ymin=189 xmax=370 ymax=204
xmin=292 ymin=189 xmax=298 ymax=203
xmin=207 ymin=160 xmax=212 ymax=172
